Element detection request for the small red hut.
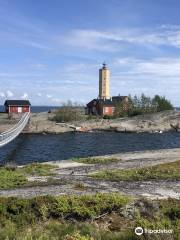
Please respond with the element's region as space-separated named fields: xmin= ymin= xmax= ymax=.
xmin=4 ymin=100 xmax=31 ymax=114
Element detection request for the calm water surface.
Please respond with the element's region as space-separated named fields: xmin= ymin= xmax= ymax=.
xmin=0 ymin=132 xmax=180 ymax=165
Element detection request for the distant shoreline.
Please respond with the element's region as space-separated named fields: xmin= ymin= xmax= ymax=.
xmin=0 ymin=110 xmax=180 ymax=134
xmin=0 ymin=105 xmax=60 ymax=113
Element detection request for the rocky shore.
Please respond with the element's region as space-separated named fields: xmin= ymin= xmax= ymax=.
xmin=1 ymin=110 xmax=180 ymax=134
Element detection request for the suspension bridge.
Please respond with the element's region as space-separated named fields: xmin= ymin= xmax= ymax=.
xmin=0 ymin=112 xmax=30 ymax=147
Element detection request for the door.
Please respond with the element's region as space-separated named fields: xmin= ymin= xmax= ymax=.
xmin=18 ymin=107 xmax=22 ymax=113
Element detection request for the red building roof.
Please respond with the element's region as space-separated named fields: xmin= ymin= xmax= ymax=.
xmin=4 ymin=100 xmax=31 ymax=106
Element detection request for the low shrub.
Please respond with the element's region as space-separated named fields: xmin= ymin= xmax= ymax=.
xmin=0 ymin=168 xmax=27 ymax=189
xmin=0 ymin=196 xmax=179 ymax=239
xmin=53 ymin=107 xmax=83 ymax=122
xmin=0 ymin=194 xmax=129 ymax=225
xmin=54 ymin=193 xmax=129 ymax=219
xmin=91 ymin=160 xmax=180 ymax=181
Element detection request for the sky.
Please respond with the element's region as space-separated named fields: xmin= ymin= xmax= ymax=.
xmin=1 ymin=0 xmax=180 ymax=106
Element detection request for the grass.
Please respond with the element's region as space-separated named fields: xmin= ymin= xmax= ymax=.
xmin=21 ymin=163 xmax=57 ymax=176
xmin=0 ymin=195 xmax=179 ymax=239
xmin=91 ymin=160 xmax=180 ymax=181
xmin=0 ymin=163 xmax=57 ymax=189
xmin=0 ymin=168 xmax=27 ymax=189
xmin=73 ymin=157 xmax=119 ymax=164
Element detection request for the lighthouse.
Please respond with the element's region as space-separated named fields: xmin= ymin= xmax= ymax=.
xmin=99 ymin=62 xmax=110 ymax=100
xmin=86 ymin=63 xmax=129 ymax=116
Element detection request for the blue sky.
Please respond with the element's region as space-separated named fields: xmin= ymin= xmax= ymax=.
xmin=1 ymin=0 xmax=180 ymax=106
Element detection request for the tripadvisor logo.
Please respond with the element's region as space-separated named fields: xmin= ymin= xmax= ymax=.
xmin=135 ymin=227 xmax=143 ymax=235
xmin=135 ymin=226 xmax=173 ymax=235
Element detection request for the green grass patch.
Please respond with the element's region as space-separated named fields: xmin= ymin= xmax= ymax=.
xmin=91 ymin=160 xmax=180 ymax=181
xmin=73 ymin=157 xmax=119 ymax=164
xmin=0 ymin=168 xmax=27 ymax=189
xmin=21 ymin=163 xmax=57 ymax=176
xmin=0 ymin=163 xmax=57 ymax=189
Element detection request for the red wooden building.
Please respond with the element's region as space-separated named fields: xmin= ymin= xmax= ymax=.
xmin=4 ymin=100 xmax=31 ymax=114
xmin=86 ymin=96 xmax=129 ymax=117
xmin=86 ymin=99 xmax=114 ymax=116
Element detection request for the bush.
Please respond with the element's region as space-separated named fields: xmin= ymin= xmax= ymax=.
xmin=0 ymin=196 xmax=179 ymax=240
xmin=53 ymin=107 xmax=83 ymax=122
xmin=128 ymin=109 xmax=143 ymax=117
xmin=160 ymin=198 xmax=180 ymax=220
xmin=0 ymin=194 xmax=129 ymax=224
xmin=54 ymin=193 xmax=129 ymax=219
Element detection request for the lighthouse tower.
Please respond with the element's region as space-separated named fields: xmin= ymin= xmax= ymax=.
xmin=99 ymin=62 xmax=110 ymax=100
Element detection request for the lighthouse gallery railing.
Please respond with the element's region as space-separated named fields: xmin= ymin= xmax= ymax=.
xmin=0 ymin=112 xmax=30 ymax=147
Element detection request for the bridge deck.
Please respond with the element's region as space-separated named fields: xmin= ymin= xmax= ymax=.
xmin=0 ymin=112 xmax=30 ymax=147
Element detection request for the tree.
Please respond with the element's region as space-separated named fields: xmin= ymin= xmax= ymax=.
xmin=140 ymin=93 xmax=157 ymax=113
xmin=152 ymin=95 xmax=174 ymax=112
xmin=113 ymin=93 xmax=174 ymax=118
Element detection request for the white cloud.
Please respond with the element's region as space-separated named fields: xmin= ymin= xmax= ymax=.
xmin=109 ymin=57 xmax=180 ymax=105
xmin=59 ymin=25 xmax=180 ymax=51
xmin=46 ymin=94 xmax=52 ymax=98
xmin=113 ymin=57 xmax=180 ymax=76
xmin=20 ymin=40 xmax=52 ymax=50
xmin=6 ymin=90 xmax=14 ymax=98
xmin=21 ymin=93 xmax=28 ymax=99
xmin=0 ymin=92 xmax=5 ymax=98
xmin=59 ymin=29 xmax=118 ymax=52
